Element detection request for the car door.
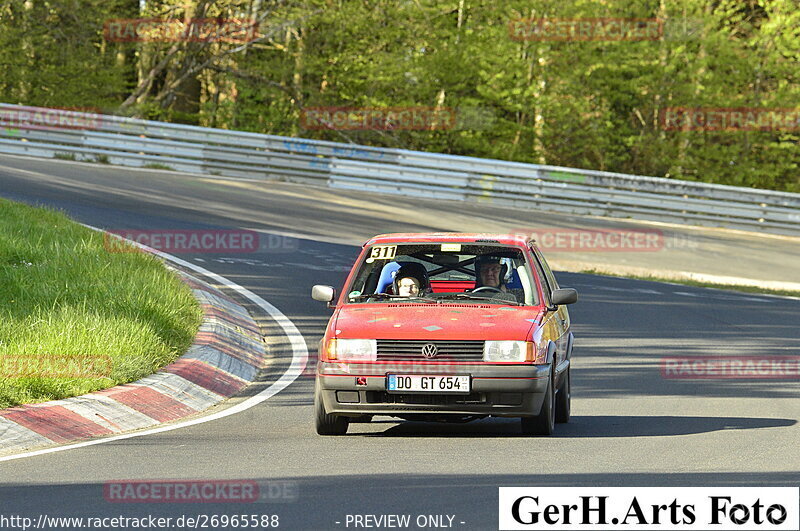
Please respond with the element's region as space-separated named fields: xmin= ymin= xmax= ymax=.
xmin=529 ymin=244 xmax=569 ymax=366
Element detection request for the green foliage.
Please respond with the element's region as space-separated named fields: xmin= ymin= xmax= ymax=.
xmin=0 ymin=0 xmax=798 ymax=192
xmin=142 ymin=163 xmax=175 ymax=170
xmin=0 ymin=0 xmax=136 ymax=109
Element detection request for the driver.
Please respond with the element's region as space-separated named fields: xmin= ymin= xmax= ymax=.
xmin=474 ymin=255 xmax=508 ymax=293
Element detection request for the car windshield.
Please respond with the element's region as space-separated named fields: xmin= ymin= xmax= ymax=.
xmin=344 ymin=243 xmax=538 ymax=305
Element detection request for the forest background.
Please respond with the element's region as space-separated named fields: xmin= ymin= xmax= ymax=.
xmin=1 ymin=0 xmax=798 ymax=192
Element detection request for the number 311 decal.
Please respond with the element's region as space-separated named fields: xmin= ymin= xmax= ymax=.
xmin=365 ymin=245 xmax=397 ymax=263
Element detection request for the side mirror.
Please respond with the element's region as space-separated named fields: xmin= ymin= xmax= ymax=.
xmin=551 ymin=288 xmax=578 ymax=306
xmin=311 ymin=284 xmax=336 ymax=302
xmin=311 ymin=285 xmax=336 ymax=303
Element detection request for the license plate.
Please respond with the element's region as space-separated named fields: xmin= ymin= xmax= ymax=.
xmin=386 ymin=375 xmax=470 ymax=393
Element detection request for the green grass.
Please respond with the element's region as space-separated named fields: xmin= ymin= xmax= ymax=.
xmin=579 ymin=268 xmax=800 ymax=298
xmin=143 ymin=163 xmax=175 ymax=171
xmin=0 ymin=198 xmax=202 ymax=408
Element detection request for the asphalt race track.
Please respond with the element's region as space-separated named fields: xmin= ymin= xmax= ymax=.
xmin=0 ymin=155 xmax=798 ymax=530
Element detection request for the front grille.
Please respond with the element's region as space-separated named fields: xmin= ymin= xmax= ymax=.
xmin=376 ymin=340 xmax=484 ymax=361
xmin=366 ymin=391 xmax=486 ymax=405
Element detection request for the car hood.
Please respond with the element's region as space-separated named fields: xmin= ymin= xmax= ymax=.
xmin=333 ymin=303 xmax=544 ymax=341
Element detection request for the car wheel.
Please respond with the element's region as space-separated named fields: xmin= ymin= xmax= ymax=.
xmin=555 ymin=367 xmax=571 ymax=423
xmin=521 ymin=365 xmax=555 ymax=436
xmin=314 ymin=380 xmax=349 ymax=436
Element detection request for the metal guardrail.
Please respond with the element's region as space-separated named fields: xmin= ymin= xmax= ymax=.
xmin=1 ymin=103 xmax=799 ymax=235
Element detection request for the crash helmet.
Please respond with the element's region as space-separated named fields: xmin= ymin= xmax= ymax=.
xmin=392 ymin=262 xmax=430 ymax=295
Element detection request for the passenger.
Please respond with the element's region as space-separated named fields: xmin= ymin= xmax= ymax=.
xmin=396 ymin=276 xmax=421 ymax=297
xmin=474 ymin=255 xmax=508 ymax=292
xmin=392 ymin=263 xmax=429 ymax=297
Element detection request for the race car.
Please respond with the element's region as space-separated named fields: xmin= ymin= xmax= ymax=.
xmin=311 ymin=233 xmax=577 ymax=435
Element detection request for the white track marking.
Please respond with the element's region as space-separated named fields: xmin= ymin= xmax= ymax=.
xmin=0 ymin=226 xmax=308 ymax=463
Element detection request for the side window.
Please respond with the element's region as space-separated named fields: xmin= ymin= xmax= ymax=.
xmin=531 ymin=246 xmax=560 ymax=292
xmin=528 ymin=246 xmax=552 ymax=305
xmin=515 ymin=264 xmax=536 ymax=305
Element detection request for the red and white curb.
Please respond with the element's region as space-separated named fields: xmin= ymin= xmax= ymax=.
xmin=0 ymin=270 xmax=268 ymax=454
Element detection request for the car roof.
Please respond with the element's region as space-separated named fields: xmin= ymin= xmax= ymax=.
xmin=364 ymin=232 xmax=530 ymax=247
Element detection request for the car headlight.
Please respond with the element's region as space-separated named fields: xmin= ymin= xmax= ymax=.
xmin=483 ymin=341 xmax=532 ymax=362
xmin=328 ymin=339 xmax=377 ymax=362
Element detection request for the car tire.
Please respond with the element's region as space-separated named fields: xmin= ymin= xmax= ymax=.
xmin=521 ymin=365 xmax=555 ymax=436
xmin=314 ymin=380 xmax=349 ymax=436
xmin=555 ymin=367 xmax=571 ymax=423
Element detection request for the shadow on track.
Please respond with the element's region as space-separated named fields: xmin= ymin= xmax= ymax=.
xmin=353 ymin=415 xmax=795 ymax=438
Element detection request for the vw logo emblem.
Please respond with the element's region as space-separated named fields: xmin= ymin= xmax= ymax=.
xmin=421 ymin=343 xmax=438 ymax=358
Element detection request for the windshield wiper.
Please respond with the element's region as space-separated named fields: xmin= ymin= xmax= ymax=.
xmin=400 ymin=295 xmax=439 ymax=304
xmin=436 ymin=293 xmax=521 ymax=305
xmin=348 ymin=293 xmax=438 ymax=303
xmin=348 ymin=293 xmax=397 ymax=301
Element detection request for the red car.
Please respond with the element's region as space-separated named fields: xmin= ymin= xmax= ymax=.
xmin=311 ymin=233 xmax=577 ymax=435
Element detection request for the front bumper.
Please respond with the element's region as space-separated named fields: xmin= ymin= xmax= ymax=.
xmin=317 ymin=361 xmax=551 ymax=418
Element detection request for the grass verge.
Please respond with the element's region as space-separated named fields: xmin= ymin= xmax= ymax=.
xmin=579 ymin=268 xmax=800 ymax=298
xmin=0 ymin=198 xmax=202 ymax=408
xmin=142 ymin=163 xmax=175 ymax=171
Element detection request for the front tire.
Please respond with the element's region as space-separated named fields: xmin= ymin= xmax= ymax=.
xmin=314 ymin=380 xmax=349 ymax=436
xmin=521 ymin=365 xmax=555 ymax=436
xmin=555 ymin=367 xmax=571 ymax=423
